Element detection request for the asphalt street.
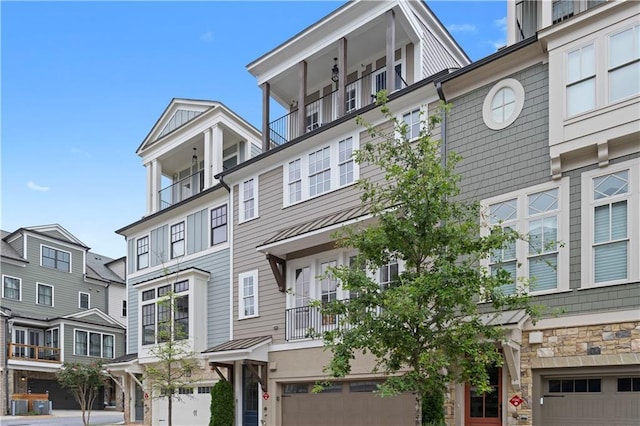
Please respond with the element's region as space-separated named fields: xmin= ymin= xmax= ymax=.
xmin=0 ymin=410 xmax=123 ymax=426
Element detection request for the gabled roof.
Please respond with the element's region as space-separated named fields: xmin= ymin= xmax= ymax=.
xmin=64 ymin=308 xmax=125 ymax=328
xmin=86 ymin=252 xmax=125 ymax=284
xmin=4 ymin=224 xmax=90 ymax=249
xmin=1 ymin=229 xmax=27 ymax=263
xmin=137 ymin=98 xmax=219 ymax=154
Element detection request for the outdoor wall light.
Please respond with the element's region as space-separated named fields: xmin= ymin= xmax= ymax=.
xmin=331 ymin=57 xmax=339 ymax=82
xmin=192 ymin=148 xmax=198 ymax=165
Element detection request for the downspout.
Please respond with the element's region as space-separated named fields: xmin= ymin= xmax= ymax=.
xmin=216 ymin=173 xmax=230 ymax=193
xmin=435 ymin=81 xmax=447 ymax=167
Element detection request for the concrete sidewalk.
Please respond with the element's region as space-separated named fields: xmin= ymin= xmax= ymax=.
xmin=0 ymin=409 xmax=124 ymax=422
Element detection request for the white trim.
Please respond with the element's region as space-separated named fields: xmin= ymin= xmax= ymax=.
xmin=40 ymin=244 xmax=72 ymax=273
xmin=169 ymin=220 xmax=186 ymax=260
xmin=482 ymin=78 xmax=525 ymax=130
xmin=79 ymin=291 xmax=90 ymax=310
xmin=73 ymin=328 xmax=116 ymax=359
xmin=480 ymin=178 xmax=571 ymax=294
xmin=239 ymin=176 xmax=259 ymax=223
xmin=36 ymin=282 xmax=55 ymax=307
xmin=238 ymin=270 xmax=259 ymax=320
xmin=580 ymin=158 xmax=639 ymax=289
xmin=135 ymin=234 xmax=150 ymax=271
xmin=2 ymin=274 xmax=22 ymax=301
xmin=65 ymin=307 xmax=123 ymax=326
xmin=525 ymin=308 xmax=640 ymax=330
xmin=210 ymin=203 xmax=229 ymax=247
xmin=229 ymin=185 xmax=235 ymax=340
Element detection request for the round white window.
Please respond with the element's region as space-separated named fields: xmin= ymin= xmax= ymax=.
xmin=482 ymin=78 xmax=525 ymax=130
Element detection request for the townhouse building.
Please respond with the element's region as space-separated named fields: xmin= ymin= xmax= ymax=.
xmin=105 ymin=99 xmax=262 ymax=425
xmin=110 ymin=1 xmax=639 ymax=425
xmin=1 ymin=224 xmax=126 ymax=414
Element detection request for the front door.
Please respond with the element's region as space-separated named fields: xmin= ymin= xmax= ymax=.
xmin=134 ymin=374 xmax=144 ymax=421
xmin=465 ymin=366 xmax=502 ymax=426
xmin=242 ymin=365 xmax=259 ymax=426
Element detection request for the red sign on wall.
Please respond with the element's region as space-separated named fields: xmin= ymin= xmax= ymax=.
xmin=509 ymin=395 xmax=523 ymax=407
xmin=262 ymin=392 xmax=270 ymax=400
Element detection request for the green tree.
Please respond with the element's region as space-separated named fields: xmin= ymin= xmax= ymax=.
xmin=209 ymin=379 xmax=234 ymax=426
xmin=144 ymin=287 xmax=198 ymax=426
xmin=56 ymin=361 xmax=105 ymax=426
xmin=319 ymin=95 xmax=536 ymax=426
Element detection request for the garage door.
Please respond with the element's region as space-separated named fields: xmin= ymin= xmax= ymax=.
xmin=29 ymin=379 xmax=104 ymax=410
xmin=153 ymin=385 xmax=212 ymax=426
xmin=541 ymin=376 xmax=639 ymax=426
xmin=281 ymin=381 xmax=415 ymax=426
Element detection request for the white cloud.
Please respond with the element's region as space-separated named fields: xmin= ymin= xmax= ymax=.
xmin=494 ymin=17 xmax=507 ymax=33
xmin=447 ymin=24 xmax=477 ymax=33
xmin=200 ymin=31 xmax=214 ymax=42
xmin=27 ymin=181 xmax=50 ymax=192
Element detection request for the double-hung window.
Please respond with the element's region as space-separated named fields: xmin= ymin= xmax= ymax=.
xmin=141 ymin=280 xmax=190 ymax=345
xmin=309 ymin=147 xmax=331 ymax=197
xmin=211 ymin=205 xmax=228 ymax=245
xmin=345 ymin=82 xmax=358 ymax=113
xmin=609 ymin=25 xmax=640 ymax=103
xmin=566 ymin=43 xmax=595 ymax=116
xmin=2 ymin=275 xmax=21 ymax=300
xmin=238 ymin=270 xmax=258 ymax=319
xmin=378 ymin=260 xmax=399 ymax=291
xmin=79 ymin=292 xmax=90 ymax=309
xmin=41 ymin=246 xmax=70 ymax=272
xmin=338 ymin=137 xmax=354 ymax=186
xmin=170 ymin=222 xmax=185 ymax=259
xmin=402 ymin=109 xmax=421 ymax=140
xmin=583 ymin=160 xmax=639 ymax=287
xmin=240 ymin=178 xmax=258 ymax=222
xmin=36 ymin=283 xmax=54 ymax=306
xmin=288 ymin=159 xmax=302 ymax=204
xmin=483 ymin=180 xmax=569 ymax=295
xmin=137 ymin=236 xmax=149 ymax=270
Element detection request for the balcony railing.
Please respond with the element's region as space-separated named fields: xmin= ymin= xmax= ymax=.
xmin=158 ymin=170 xmax=204 ymax=211
xmin=8 ymin=343 xmax=60 ymax=363
xmin=285 ymin=303 xmax=348 ymax=341
xmin=269 ymin=65 xmax=406 ymax=146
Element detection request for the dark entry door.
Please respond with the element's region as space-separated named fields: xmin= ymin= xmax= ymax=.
xmin=134 ymin=374 xmax=144 ymax=421
xmin=242 ymin=365 xmax=258 ymax=426
xmin=465 ymin=366 xmax=502 ymax=426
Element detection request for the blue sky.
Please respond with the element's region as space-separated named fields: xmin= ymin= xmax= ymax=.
xmin=1 ymin=1 xmax=508 ymax=259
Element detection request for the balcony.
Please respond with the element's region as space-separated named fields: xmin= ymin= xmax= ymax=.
xmin=285 ymin=304 xmax=350 ymax=341
xmin=8 ymin=343 xmax=60 ymax=363
xmin=269 ymin=66 xmax=406 ymax=146
xmin=158 ymin=169 xmax=204 ymax=211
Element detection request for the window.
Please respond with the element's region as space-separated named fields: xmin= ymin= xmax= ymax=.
xmin=240 ymin=178 xmax=258 ymax=222
xmin=609 ymin=25 xmax=640 ymax=103
xmin=198 ymin=386 xmax=213 ymax=394
xmin=170 ymin=222 xmax=185 ymax=259
xmin=74 ymin=330 xmax=115 ymax=358
xmin=483 ymin=180 xmax=569 ymax=294
xmin=309 ymin=147 xmax=331 ymax=197
xmin=617 ymin=378 xmax=640 ymax=392
xmin=178 ymin=387 xmax=193 ymax=395
xmin=41 ymin=246 xmax=70 ymax=272
xmin=137 ymin=236 xmax=149 ymax=270
xmin=140 ymin=281 xmax=191 ymax=345
xmin=320 ymin=261 xmax=337 ymax=303
xmin=566 ymin=43 xmax=595 ymax=116
xmin=402 ymin=109 xmax=420 ymax=140
xmin=2 ymin=275 xmax=21 ymax=300
xmin=345 ymin=81 xmax=359 ymax=113
xmin=122 ymin=300 xmax=127 ymax=317
xmin=211 ymin=205 xmax=228 ymax=245
xmin=582 ymin=160 xmax=640 ymax=287
xmin=79 ymin=292 xmax=90 ymax=309
xmin=378 ymin=260 xmax=399 ymax=291
xmin=306 ymin=102 xmax=320 ymax=132
xmin=338 ymin=137 xmax=354 ymax=186
xmin=36 ymin=283 xmax=54 ymax=307
xmin=482 ymin=79 xmax=525 ymax=129
xmin=549 ymin=378 xmax=601 ymax=393
xmin=239 ymin=270 xmax=258 ymax=319
xmin=288 ymin=159 xmax=302 ymax=204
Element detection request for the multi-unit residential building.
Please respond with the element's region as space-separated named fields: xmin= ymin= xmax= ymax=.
xmin=105 ymin=99 xmax=263 ymax=424
xmin=1 ymin=224 xmax=127 ymax=414
xmin=109 ymin=0 xmax=639 ymax=425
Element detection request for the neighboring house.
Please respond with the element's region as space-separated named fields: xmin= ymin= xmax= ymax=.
xmin=105 ymin=99 xmax=262 ymax=425
xmin=435 ymin=1 xmax=638 ymax=425
xmin=0 ymin=224 xmax=126 ymax=414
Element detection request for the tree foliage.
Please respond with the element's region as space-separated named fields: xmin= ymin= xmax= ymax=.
xmin=209 ymin=379 xmax=234 ymax=426
xmin=144 ymin=283 xmax=198 ymax=426
xmin=57 ymin=361 xmax=105 ymax=426
xmin=319 ymin=94 xmax=536 ymax=425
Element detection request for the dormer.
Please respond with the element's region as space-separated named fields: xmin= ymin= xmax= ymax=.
xmin=137 ymin=99 xmax=262 ymax=215
xmin=247 ymin=0 xmax=469 ymax=151
xmin=506 ymin=0 xmax=609 ymax=45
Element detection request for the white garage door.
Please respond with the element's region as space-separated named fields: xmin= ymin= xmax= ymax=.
xmin=153 ymin=385 xmax=212 ymax=426
xmin=281 ymin=380 xmax=415 ymax=426
xmin=541 ymin=376 xmax=639 ymax=426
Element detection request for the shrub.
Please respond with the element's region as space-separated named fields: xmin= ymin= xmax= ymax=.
xmin=209 ymin=380 xmax=234 ymax=426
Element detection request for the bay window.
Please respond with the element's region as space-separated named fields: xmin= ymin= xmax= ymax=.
xmin=140 ymin=280 xmax=190 ymax=345
xmin=74 ymin=330 xmax=115 ymax=358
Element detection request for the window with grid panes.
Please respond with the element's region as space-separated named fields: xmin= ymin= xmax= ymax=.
xmin=288 ymin=159 xmax=302 ymax=203
xmin=170 ymin=222 xmax=185 ymax=259
xmin=338 ymin=137 xmax=354 ymax=186
xmin=309 ymin=147 xmax=331 ymax=196
xmin=566 ymin=44 xmax=595 ymax=116
xmin=211 ymin=205 xmax=227 ymax=245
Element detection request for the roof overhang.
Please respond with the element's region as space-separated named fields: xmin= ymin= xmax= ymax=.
xmin=202 ymin=336 xmax=272 ymax=364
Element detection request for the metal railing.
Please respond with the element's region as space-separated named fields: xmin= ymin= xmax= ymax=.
xmin=268 ymin=65 xmax=405 ymax=146
xmin=285 ymin=303 xmax=347 ymax=341
xmin=8 ymin=343 xmax=60 ymax=363
xmin=158 ymin=170 xmax=204 ymax=211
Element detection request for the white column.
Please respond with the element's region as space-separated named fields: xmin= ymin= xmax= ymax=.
xmin=507 ymin=0 xmax=516 ymax=46
xmin=145 ymin=162 xmax=153 ymax=214
xmin=540 ymin=0 xmax=552 ymax=32
xmin=204 ymin=128 xmax=213 ymax=189
xmin=212 ymin=124 xmax=224 ymax=185
xmin=149 ymin=159 xmax=161 ymax=214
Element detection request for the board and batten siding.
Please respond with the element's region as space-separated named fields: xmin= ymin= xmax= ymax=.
xmin=231 ymin=123 xmax=393 ymax=344
xmin=126 ymin=248 xmax=231 ymax=352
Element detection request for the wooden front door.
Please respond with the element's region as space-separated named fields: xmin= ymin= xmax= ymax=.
xmin=465 ymin=366 xmax=502 ymax=426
